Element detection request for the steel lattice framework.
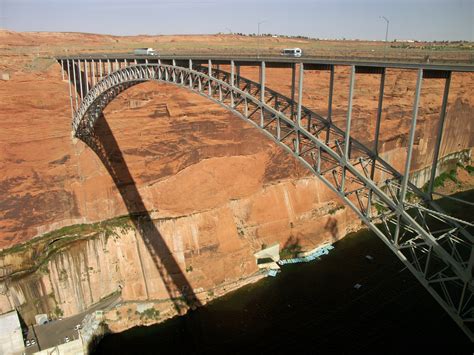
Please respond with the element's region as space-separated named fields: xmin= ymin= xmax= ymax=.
xmin=57 ymin=56 xmax=474 ymax=340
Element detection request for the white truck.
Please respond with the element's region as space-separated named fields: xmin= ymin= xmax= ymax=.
xmin=133 ymin=48 xmax=158 ymax=56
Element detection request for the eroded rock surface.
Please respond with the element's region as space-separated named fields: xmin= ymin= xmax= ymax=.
xmin=0 ymin=31 xmax=472 ymax=327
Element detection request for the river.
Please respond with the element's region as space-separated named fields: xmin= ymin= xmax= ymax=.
xmin=92 ymin=190 xmax=473 ymax=353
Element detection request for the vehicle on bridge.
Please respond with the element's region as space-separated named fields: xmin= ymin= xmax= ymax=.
xmin=133 ymin=48 xmax=158 ymax=56
xmin=280 ymin=48 xmax=303 ymax=57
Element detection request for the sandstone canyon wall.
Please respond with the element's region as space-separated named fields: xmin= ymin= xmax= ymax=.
xmin=0 ymin=31 xmax=472 ymax=327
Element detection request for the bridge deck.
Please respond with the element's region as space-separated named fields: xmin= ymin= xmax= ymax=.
xmin=55 ymin=54 xmax=474 ymax=72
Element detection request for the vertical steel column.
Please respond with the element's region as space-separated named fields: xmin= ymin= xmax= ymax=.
xmin=290 ymin=63 xmax=296 ymax=120
xmin=328 ymin=65 xmax=334 ymax=123
xmin=399 ymin=69 xmax=423 ymax=204
xmin=394 ymin=69 xmax=423 ymax=245
xmin=107 ymin=60 xmax=111 ymax=75
xmin=230 ymin=60 xmax=235 ymax=107
xmin=344 ymin=66 xmax=355 ymax=159
xmin=91 ymin=59 xmax=96 ymax=86
xmin=72 ymin=59 xmax=79 ymax=108
xmin=260 ymin=61 xmax=266 ymax=127
xmin=189 ymin=59 xmax=193 ymax=88
xmin=60 ymin=60 xmax=65 ymax=80
xmin=172 ymin=59 xmax=176 ymax=82
xmin=208 ymin=59 xmax=212 ymax=95
xmin=326 ymin=65 xmax=335 ymax=144
xmin=236 ymin=64 xmax=241 ymax=88
xmin=295 ymin=63 xmax=304 ymax=155
xmin=373 ymin=68 xmax=386 ymax=161
xmin=115 ymin=59 xmax=119 ymax=71
xmin=84 ymin=60 xmax=90 ymax=93
xmin=340 ymin=65 xmax=356 ymax=192
xmin=393 ymin=70 xmax=423 ymax=244
xmin=99 ymin=59 xmax=103 ymax=80
xmin=367 ymin=68 xmax=386 ymax=216
xmin=428 ymin=71 xmax=452 ymax=198
xmin=66 ymin=60 xmax=74 ymax=119
xmin=78 ymin=60 xmax=84 ymax=100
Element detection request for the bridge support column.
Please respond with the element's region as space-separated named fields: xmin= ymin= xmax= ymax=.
xmin=230 ymin=60 xmax=235 ymax=108
xmin=60 ymin=60 xmax=65 ymax=80
xmin=208 ymin=59 xmax=212 ymax=95
xmin=291 ymin=63 xmax=296 ymax=120
xmin=78 ymin=60 xmax=84 ymax=100
xmin=427 ymin=71 xmax=451 ymax=199
xmin=84 ymin=60 xmax=90 ymax=94
xmin=91 ymin=60 xmax=96 ymax=85
xmin=107 ymin=59 xmax=111 ymax=75
xmin=340 ymin=65 xmax=355 ymax=192
xmin=260 ymin=61 xmax=266 ymax=127
xmin=325 ymin=65 xmax=335 ymax=144
xmin=395 ymin=68 xmax=423 ymax=245
xmin=172 ymin=59 xmax=177 ymax=82
xmin=72 ymin=59 xmax=79 ymax=108
xmin=189 ymin=59 xmax=193 ymax=88
xmin=66 ymin=60 xmax=75 ymax=120
xmin=236 ymin=64 xmax=241 ymax=88
xmin=368 ymin=68 xmax=386 ymax=216
xmin=295 ymin=63 xmax=304 ymax=155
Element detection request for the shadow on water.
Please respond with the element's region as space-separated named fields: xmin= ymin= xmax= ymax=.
xmin=81 ymin=113 xmax=201 ymax=312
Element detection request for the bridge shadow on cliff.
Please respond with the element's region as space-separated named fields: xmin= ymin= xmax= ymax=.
xmin=82 ymin=113 xmax=201 ymax=312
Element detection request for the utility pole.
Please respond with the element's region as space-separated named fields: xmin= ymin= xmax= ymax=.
xmin=380 ymin=16 xmax=389 ymax=59
xmin=257 ymin=20 xmax=266 ymax=58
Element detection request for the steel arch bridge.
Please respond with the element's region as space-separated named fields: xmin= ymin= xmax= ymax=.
xmin=56 ymin=55 xmax=474 ymax=340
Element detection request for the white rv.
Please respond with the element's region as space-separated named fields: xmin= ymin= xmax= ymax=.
xmin=280 ymin=48 xmax=303 ymax=57
xmin=133 ymin=48 xmax=158 ymax=56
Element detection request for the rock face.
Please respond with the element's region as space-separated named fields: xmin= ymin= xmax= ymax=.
xmin=0 ymin=31 xmax=472 ymax=327
xmin=0 ymin=176 xmax=359 ymax=324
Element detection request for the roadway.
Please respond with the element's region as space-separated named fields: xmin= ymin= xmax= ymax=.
xmin=26 ymin=292 xmax=121 ymax=353
xmin=55 ymin=53 xmax=474 ymax=72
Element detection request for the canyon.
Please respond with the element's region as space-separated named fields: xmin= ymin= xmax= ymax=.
xmin=0 ymin=30 xmax=472 ymax=333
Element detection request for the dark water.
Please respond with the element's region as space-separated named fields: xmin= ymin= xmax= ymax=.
xmin=93 ymin=191 xmax=473 ymax=353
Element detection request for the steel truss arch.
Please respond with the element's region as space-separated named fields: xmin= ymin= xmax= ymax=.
xmin=70 ymin=62 xmax=473 ymax=340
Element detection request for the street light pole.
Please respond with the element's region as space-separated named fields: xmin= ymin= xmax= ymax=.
xmin=257 ymin=20 xmax=265 ymax=58
xmin=380 ymin=16 xmax=389 ymax=58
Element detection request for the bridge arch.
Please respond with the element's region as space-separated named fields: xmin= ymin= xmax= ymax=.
xmin=63 ymin=59 xmax=473 ymax=339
